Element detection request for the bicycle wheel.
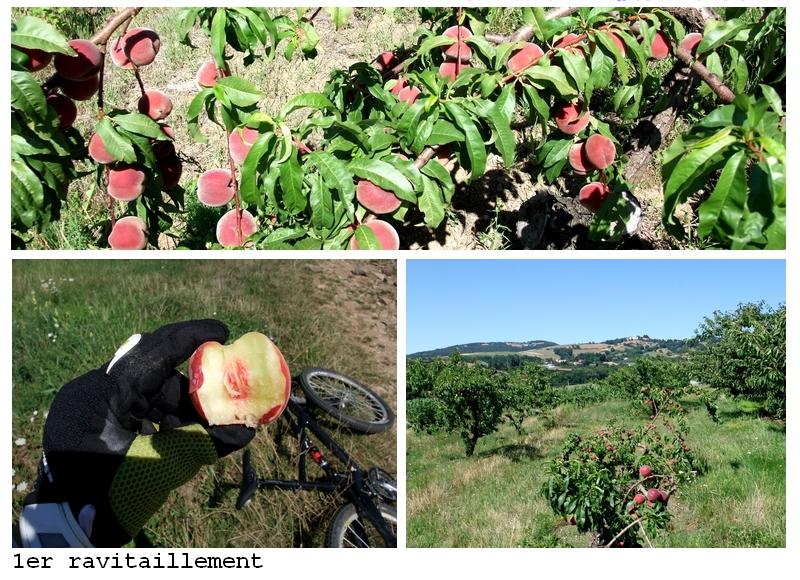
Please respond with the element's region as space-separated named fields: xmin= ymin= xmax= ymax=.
xmin=299 ymin=368 xmax=394 ymax=433
xmin=325 ymin=503 xmax=397 ymax=548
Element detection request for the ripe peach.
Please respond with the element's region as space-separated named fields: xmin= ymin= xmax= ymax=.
xmin=137 ymin=90 xmax=172 ymax=121
xmin=603 ymin=31 xmax=626 ymax=56
xmin=390 ymin=76 xmax=407 ymax=95
xmin=19 ymin=47 xmax=52 ymax=71
xmin=585 ymin=134 xmax=616 ymax=170
xmin=216 ymin=208 xmax=258 ymax=247
xmin=439 ymin=61 xmax=465 ymax=82
xmin=349 ymin=219 xmax=400 ymax=250
xmin=507 ymin=42 xmax=544 ymax=74
xmin=108 ymin=216 xmax=148 ymax=250
xmin=54 ymin=39 xmax=102 ymax=81
xmin=443 ymin=25 xmax=472 ymax=42
xmin=153 ymin=139 xmax=176 ymax=160
xmin=59 ymin=74 xmax=99 ymax=101
xmin=633 ymin=493 xmax=646 ymax=505
xmin=444 ymin=41 xmax=472 ymax=62
xmin=121 ymin=27 xmax=161 ymax=67
xmin=107 ymin=165 xmax=146 ymax=202
xmin=110 ymin=35 xmax=134 ymax=69
xmin=375 ymin=51 xmax=398 ymax=72
xmin=397 ymin=85 xmax=421 ymax=105
xmin=568 ymin=142 xmax=592 ymax=174
xmin=228 ymin=127 xmax=261 ymax=165
xmin=646 ymin=488 xmax=662 ymax=503
xmin=46 ymin=93 xmax=77 ymax=129
xmin=356 ymin=180 xmax=402 ymax=214
xmin=158 ymin=155 xmax=182 ymax=190
xmin=197 ymin=169 xmax=235 ymax=207
xmin=578 ymin=182 xmax=609 ymax=213
xmin=196 ymin=59 xmax=221 ymax=88
xmin=639 ymin=465 xmax=653 ymax=478
xmin=188 ymin=332 xmax=291 ymax=427
xmin=88 ymin=133 xmax=116 ymax=164
xmin=679 ymin=33 xmax=703 ymax=56
xmin=555 ymin=102 xmax=590 ymax=135
xmin=554 ymin=33 xmax=584 ymax=54
xmin=650 ymin=31 xmax=671 ymax=60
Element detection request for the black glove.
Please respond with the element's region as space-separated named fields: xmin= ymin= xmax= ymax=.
xmin=26 ymin=320 xmax=255 ymax=547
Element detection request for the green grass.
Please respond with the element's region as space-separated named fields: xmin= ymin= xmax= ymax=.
xmin=12 ymin=259 xmax=397 ymax=547
xmin=407 ymin=398 xmax=785 ymax=548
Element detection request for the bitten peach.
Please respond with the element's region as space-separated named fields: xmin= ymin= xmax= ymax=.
xmin=188 ymin=332 xmax=291 ymax=427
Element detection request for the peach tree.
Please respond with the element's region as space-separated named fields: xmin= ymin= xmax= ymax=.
xmin=543 ymin=374 xmax=718 ymax=547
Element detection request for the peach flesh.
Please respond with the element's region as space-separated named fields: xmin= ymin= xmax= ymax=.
xmin=188 ymin=332 xmax=291 ymax=427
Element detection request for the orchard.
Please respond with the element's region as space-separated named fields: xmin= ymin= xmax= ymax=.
xmin=11 ymin=7 xmax=785 ymax=249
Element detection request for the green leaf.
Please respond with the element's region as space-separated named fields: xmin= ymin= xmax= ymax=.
xmin=280 ymin=92 xmax=339 ymax=120
xmin=95 ymin=117 xmax=136 ymax=163
xmin=594 ymin=30 xmax=629 ymax=82
xmin=239 ymin=133 xmax=275 ymax=206
xmin=11 ymin=16 xmax=74 ymax=54
xmin=427 ymin=120 xmax=464 ymax=145
xmin=486 ymin=107 xmax=516 ymax=167
xmin=759 ymin=84 xmax=784 ymax=117
xmin=175 ymin=8 xmax=200 ymax=42
xmin=309 ymin=173 xmax=334 ymax=230
xmin=421 ymin=160 xmax=455 ymax=203
xmin=279 ymin=152 xmax=306 ymax=214
xmin=11 ymin=70 xmax=48 ymax=120
xmin=444 ymin=101 xmax=486 ymax=180
xmin=210 ymin=9 xmax=228 ymax=69
xmin=698 ymin=19 xmax=747 ymax=54
xmin=525 ymin=65 xmax=577 ymax=98
xmin=560 ymin=50 xmax=590 ymax=94
xmin=353 ymin=224 xmax=382 ymax=250
xmin=697 ymin=149 xmax=748 ymax=240
xmin=215 ymin=76 xmax=265 ymax=108
xmin=11 ymin=158 xmax=45 ymax=230
xmin=418 ymin=175 xmax=446 ymax=228
xmin=308 ymin=151 xmax=355 ymax=219
xmin=112 ymin=113 xmax=166 ymax=139
xmin=326 ymin=7 xmax=352 ymax=30
xmin=348 ymin=157 xmax=414 ymax=202
xmin=662 ymin=135 xmax=738 ymax=232
xmin=418 ymin=34 xmax=455 ymax=55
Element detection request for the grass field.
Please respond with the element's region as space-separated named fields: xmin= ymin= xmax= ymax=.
xmin=407 ymin=398 xmax=785 ymax=548
xmin=12 ymin=259 xmax=397 ymax=547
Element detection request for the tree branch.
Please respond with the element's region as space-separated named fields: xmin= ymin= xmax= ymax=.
xmin=90 ymin=7 xmax=142 ymax=47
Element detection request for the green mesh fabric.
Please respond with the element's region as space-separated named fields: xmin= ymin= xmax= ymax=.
xmin=109 ymin=423 xmax=218 ymax=537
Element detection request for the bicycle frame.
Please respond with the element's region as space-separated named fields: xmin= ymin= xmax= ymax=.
xmin=238 ymin=393 xmax=396 ymax=547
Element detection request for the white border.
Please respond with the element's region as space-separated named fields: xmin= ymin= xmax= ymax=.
xmin=4 ymin=1 xmax=796 ymax=577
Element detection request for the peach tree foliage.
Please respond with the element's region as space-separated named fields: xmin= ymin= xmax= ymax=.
xmin=542 ymin=367 xmax=719 ymax=547
xmin=690 ymin=302 xmax=785 ymax=419
xmin=11 ymin=13 xmax=187 ymax=249
xmin=11 ymin=16 xmax=82 ymax=247
xmin=502 ymin=363 xmax=555 ymax=435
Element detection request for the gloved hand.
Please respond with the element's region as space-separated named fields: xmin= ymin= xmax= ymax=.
xmin=25 ymin=320 xmax=255 ymax=547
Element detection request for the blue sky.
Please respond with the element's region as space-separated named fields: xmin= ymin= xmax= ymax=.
xmin=407 ymin=259 xmax=785 ymax=353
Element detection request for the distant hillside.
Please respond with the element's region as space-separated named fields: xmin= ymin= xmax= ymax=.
xmin=408 ymin=340 xmax=557 ymax=359
xmin=409 ymin=336 xmax=689 ymax=362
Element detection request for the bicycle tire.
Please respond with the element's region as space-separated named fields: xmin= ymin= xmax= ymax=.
xmin=299 ymin=368 xmax=394 ymax=433
xmin=325 ymin=503 xmax=397 ymax=548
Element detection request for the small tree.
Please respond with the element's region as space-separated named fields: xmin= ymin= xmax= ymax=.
xmin=691 ymin=302 xmax=786 ymax=418
xmin=433 ymin=353 xmax=505 ymax=457
xmin=502 ymin=363 xmax=554 ymax=435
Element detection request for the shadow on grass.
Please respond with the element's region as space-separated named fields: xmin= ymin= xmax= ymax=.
xmin=478 ymin=442 xmax=544 ymax=463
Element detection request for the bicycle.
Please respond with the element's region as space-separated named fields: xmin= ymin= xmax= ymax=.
xmin=236 ymin=367 xmax=398 ymax=548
